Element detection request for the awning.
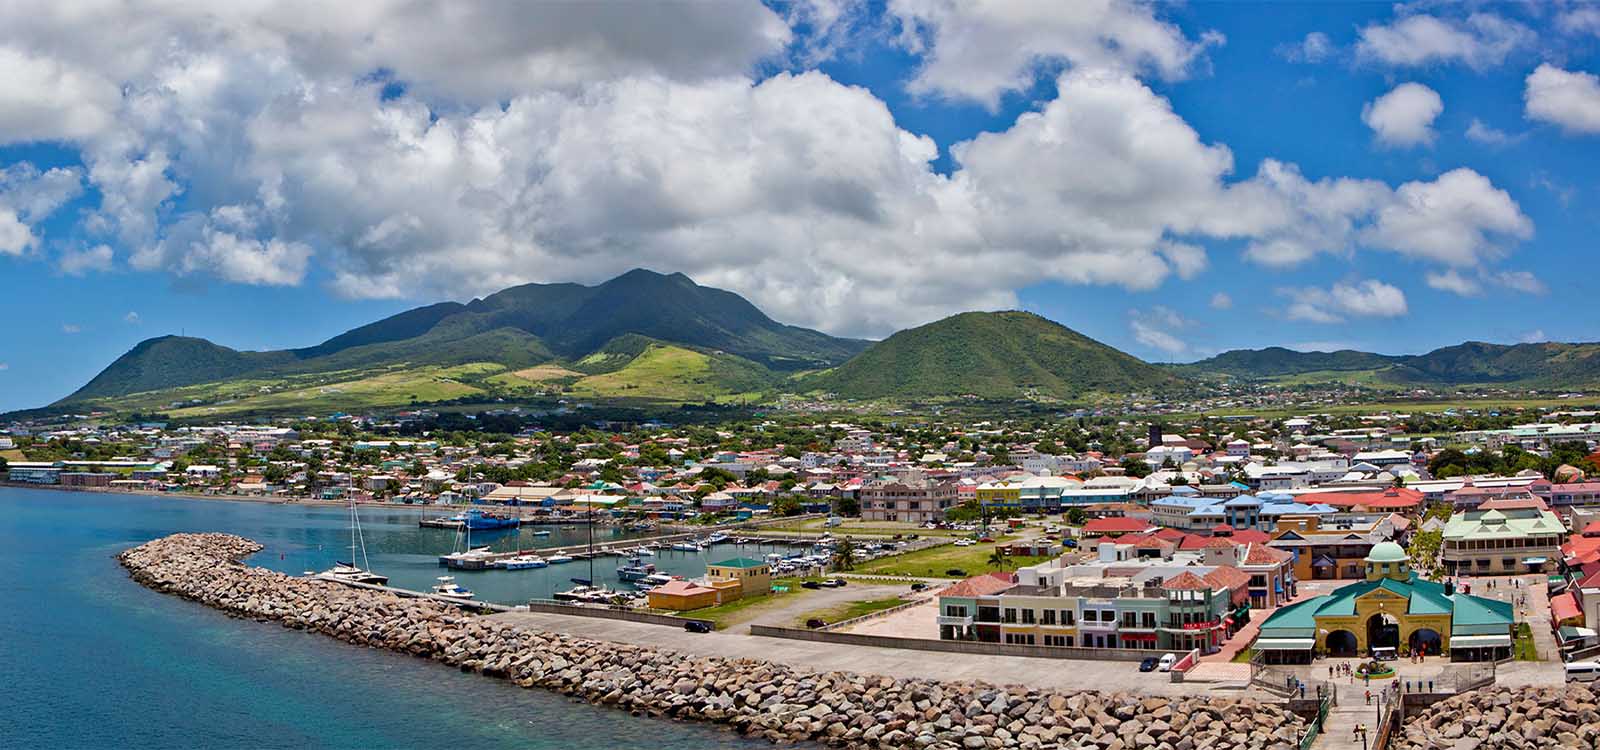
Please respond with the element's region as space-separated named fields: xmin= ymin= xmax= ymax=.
xmin=1254 ymin=637 xmax=1315 ymax=651
xmin=1559 ymin=626 xmax=1598 ymax=643
xmin=1522 ymin=557 xmax=1549 ymax=565
xmin=1450 ymin=634 xmax=1512 ymax=649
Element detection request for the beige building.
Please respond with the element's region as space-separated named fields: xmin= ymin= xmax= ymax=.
xmin=1442 ymin=498 xmax=1565 ymax=576
xmin=861 ymin=472 xmax=958 ymax=524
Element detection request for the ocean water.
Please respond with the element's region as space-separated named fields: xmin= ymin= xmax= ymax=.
xmin=0 ymin=487 xmax=772 ymax=749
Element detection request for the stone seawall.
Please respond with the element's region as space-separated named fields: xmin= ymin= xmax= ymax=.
xmin=120 ymin=533 xmax=1305 ymax=749
xmin=1392 ymin=685 xmax=1600 ymax=749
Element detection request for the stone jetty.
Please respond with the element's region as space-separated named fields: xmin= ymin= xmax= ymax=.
xmin=1392 ymin=685 xmax=1600 ymax=750
xmin=120 ymin=533 xmax=1305 ymax=749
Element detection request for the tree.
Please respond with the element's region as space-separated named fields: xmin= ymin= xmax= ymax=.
xmin=832 ymin=538 xmax=857 ymax=571
xmin=836 ymin=496 xmax=860 ymax=517
xmin=1119 ymin=456 xmax=1151 ymax=478
xmin=987 ymin=549 xmax=1012 ymax=570
xmin=1064 ymin=507 xmax=1086 ymax=526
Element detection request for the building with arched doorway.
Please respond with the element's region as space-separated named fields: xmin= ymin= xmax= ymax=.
xmin=1252 ymin=542 xmax=1514 ymax=663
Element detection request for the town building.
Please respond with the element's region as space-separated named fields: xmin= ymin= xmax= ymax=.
xmin=861 ymin=472 xmax=957 ymax=523
xmin=1441 ymin=497 xmax=1565 ymax=576
xmin=705 ymin=557 xmax=771 ymax=598
xmin=1254 ymin=542 xmax=1515 ymax=663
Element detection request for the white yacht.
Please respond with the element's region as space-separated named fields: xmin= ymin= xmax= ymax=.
xmin=499 ymin=554 xmax=548 ymax=570
xmin=431 ymin=576 xmax=475 ymax=600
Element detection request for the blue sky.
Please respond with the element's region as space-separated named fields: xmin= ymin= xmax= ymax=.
xmin=2 ymin=1 xmax=1599 ymax=411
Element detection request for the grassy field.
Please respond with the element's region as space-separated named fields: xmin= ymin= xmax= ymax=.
xmin=0 ymin=449 xmax=26 ymax=462
xmin=1513 ymin=622 xmax=1538 ymax=661
xmin=1183 ymin=397 xmax=1590 ymax=421
xmin=568 ymin=345 xmax=740 ymax=401
xmin=167 ymin=364 xmax=497 ymax=418
xmin=855 ymin=544 xmax=1048 ymax=578
xmin=792 ymin=596 xmax=908 ymax=628
xmin=485 ymin=364 xmax=582 ymax=387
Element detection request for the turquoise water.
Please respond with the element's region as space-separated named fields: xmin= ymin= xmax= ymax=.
xmin=0 ymin=487 xmax=771 ymax=749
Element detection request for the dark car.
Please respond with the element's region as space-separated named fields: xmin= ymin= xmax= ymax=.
xmin=801 ymin=580 xmax=823 ymax=590
xmin=683 ymin=620 xmax=713 ymax=634
xmin=945 ymin=568 xmax=967 ymax=577
xmin=805 ymin=618 xmax=827 ymax=629
xmin=1062 ymin=539 xmax=1078 ymax=548
xmin=909 ymin=582 xmax=928 ymax=592
xmin=1139 ymin=657 xmax=1159 ymax=673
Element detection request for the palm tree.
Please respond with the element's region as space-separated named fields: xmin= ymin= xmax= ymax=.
xmin=987 ymin=549 xmax=1011 ymax=570
xmin=832 ymin=538 xmax=857 ymax=571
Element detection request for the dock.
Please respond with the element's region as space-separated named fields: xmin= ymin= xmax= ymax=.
xmin=310 ymin=574 xmax=515 ymax=613
xmin=436 ymin=532 xmax=830 ymax=570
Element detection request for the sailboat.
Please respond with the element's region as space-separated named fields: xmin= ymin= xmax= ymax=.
xmin=319 ymin=497 xmax=387 ymax=586
xmin=439 ymin=517 xmax=496 ymax=569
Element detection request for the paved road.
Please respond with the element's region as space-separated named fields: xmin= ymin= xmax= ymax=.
xmin=734 ymin=582 xmax=912 ymax=630
xmin=488 ymin=609 xmax=1272 ymax=698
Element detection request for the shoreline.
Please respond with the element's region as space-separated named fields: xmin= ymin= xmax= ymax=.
xmin=119 ymin=532 xmax=1307 ymax=750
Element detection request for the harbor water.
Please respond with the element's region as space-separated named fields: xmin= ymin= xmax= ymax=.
xmin=0 ymin=486 xmax=774 ymax=749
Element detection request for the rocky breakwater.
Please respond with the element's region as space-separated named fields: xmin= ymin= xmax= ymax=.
xmin=1393 ymin=685 xmax=1600 ymax=750
xmin=120 ymin=533 xmax=1305 ymax=749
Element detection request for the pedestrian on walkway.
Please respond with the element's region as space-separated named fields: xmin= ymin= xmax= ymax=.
xmin=1365 ymin=690 xmax=1371 ymax=705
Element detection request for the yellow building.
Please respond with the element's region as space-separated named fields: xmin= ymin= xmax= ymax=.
xmin=705 ymin=557 xmax=771 ymax=597
xmin=976 ymin=479 xmax=1023 ymax=510
xmin=1255 ymin=542 xmax=1515 ymax=663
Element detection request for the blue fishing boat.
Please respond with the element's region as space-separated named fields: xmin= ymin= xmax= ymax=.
xmin=460 ymin=508 xmax=521 ymax=531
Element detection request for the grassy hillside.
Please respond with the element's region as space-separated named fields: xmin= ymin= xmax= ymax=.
xmin=1180 ymin=341 xmax=1600 ymax=390
xmin=808 ymin=311 xmax=1184 ymax=401
xmin=567 ymin=339 xmax=775 ymax=402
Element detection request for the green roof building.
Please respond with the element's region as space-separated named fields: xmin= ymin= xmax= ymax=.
xmin=1254 ymin=543 xmax=1514 ymax=663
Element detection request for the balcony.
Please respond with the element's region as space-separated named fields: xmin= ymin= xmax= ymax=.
xmin=937 ymin=614 xmax=975 ymax=627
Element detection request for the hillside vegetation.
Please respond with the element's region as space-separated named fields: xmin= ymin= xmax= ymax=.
xmin=808 ymin=311 xmax=1184 ymax=401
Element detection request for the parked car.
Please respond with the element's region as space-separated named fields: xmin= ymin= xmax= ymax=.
xmin=909 ymin=582 xmax=928 ymax=591
xmin=805 ymin=618 xmax=827 ymax=629
xmin=683 ymin=620 xmax=713 ymax=634
xmin=822 ymin=578 xmax=847 ymax=588
xmin=1139 ymin=657 xmax=1159 ymax=673
xmin=978 ymin=537 xmax=994 ymax=543
xmin=945 ymin=568 xmax=967 ymax=577
xmin=953 ymin=539 xmax=975 ymax=547
xmin=801 ymin=580 xmax=823 ymax=590
xmin=1157 ymin=653 xmax=1178 ymax=672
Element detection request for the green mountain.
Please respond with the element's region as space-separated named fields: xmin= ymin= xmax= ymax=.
xmin=53 ymin=270 xmax=868 ymax=415
xmin=807 ymin=311 xmax=1184 ymax=401
xmin=1179 ymin=341 xmax=1600 ymax=389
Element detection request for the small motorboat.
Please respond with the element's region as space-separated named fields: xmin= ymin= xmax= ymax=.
xmin=634 ymin=546 xmax=655 ymax=557
xmin=670 ymin=541 xmax=704 ymax=552
xmin=545 ymin=554 xmax=574 ymax=565
xmin=529 ymin=530 xmax=552 ymax=536
xmin=431 ymin=576 xmax=474 ymax=600
xmin=635 ymin=572 xmax=676 ymax=589
xmin=318 ymin=561 xmax=389 ymax=586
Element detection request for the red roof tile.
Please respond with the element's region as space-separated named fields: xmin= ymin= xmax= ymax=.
xmin=941 ymin=573 xmax=1017 ymax=598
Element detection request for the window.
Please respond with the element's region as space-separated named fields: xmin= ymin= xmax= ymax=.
xmin=944 ymin=605 xmax=968 ymax=618
xmin=1003 ymin=608 xmax=1018 ymax=624
xmin=1042 ymin=610 xmax=1056 ymax=626
xmin=1062 ymin=610 xmax=1075 ymax=625
xmin=1021 ymin=609 xmax=1035 ymax=625
xmin=1122 ymin=613 xmax=1137 ymax=627
xmin=1142 ymin=612 xmax=1156 ymax=628
xmin=1101 ymin=610 xmax=1115 ymax=622
xmin=1083 ymin=610 xmax=1098 ymax=622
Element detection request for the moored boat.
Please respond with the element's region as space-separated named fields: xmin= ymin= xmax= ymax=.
xmin=431 ymin=576 xmax=474 ymax=600
xmin=616 ymin=556 xmax=656 ymax=581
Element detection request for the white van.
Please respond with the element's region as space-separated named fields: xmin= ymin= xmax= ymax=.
xmin=1157 ymin=653 xmax=1178 ymax=672
xmin=1566 ymin=661 xmax=1600 ymax=683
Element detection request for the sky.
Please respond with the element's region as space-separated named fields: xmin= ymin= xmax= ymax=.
xmin=2 ymin=1 xmax=1600 ymax=411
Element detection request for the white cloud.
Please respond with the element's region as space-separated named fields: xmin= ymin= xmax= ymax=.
xmin=124 ymin=311 xmax=141 ymax=324
xmin=1559 ymin=8 xmax=1600 ymax=37
xmin=1465 ymin=118 xmax=1518 ymax=146
xmin=0 ymin=162 xmax=82 ymax=254
xmin=1518 ymin=329 xmax=1546 ymax=344
xmin=0 ymin=3 xmax=1543 ymax=337
xmin=1426 ymin=267 xmax=1548 ymax=297
xmin=1365 ymin=168 xmax=1532 ymax=268
xmin=61 ymin=323 xmax=81 ymax=334
xmin=1487 ymin=269 xmax=1547 ymax=295
xmin=1525 ymin=64 xmax=1600 ymax=135
xmin=887 ymin=0 xmax=1217 ymax=107
xmin=1355 ymin=12 xmax=1532 ymax=70
xmin=1362 ymin=83 xmax=1443 ymax=147
xmin=57 ymin=244 xmax=113 ymax=276
xmin=1128 ymin=306 xmax=1193 ymax=356
xmin=1209 ymin=292 xmax=1233 ymax=310
xmin=1279 ymin=32 xmax=1333 ymax=64
xmin=1280 ymin=279 xmax=1408 ymax=324
xmin=1425 ymin=268 xmax=1481 ymax=296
